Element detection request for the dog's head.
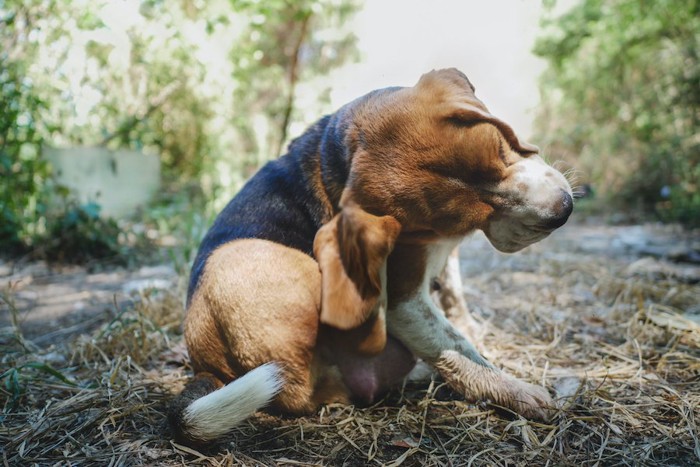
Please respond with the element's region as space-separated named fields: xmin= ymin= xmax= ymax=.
xmin=341 ymin=68 xmax=573 ymax=251
xmin=314 ymin=69 xmax=573 ymax=335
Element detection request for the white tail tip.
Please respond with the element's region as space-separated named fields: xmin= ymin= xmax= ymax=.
xmin=182 ymin=362 xmax=284 ymax=441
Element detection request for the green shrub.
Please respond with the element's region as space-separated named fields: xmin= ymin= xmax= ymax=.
xmin=534 ymin=0 xmax=700 ymax=226
xmin=41 ymin=201 xmax=124 ymax=264
xmin=0 ymin=53 xmax=49 ymax=253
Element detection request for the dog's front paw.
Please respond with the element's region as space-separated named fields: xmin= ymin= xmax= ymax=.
xmin=501 ymin=377 xmax=555 ymax=421
xmin=435 ymin=350 xmax=555 ymax=421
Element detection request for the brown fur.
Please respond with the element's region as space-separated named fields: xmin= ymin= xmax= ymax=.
xmin=186 ymin=239 xmax=324 ymax=413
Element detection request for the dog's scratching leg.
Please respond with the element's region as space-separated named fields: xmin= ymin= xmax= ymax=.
xmin=272 ymin=364 xmax=320 ymax=415
xmin=435 ymin=350 xmax=554 ymax=421
xmin=171 ymin=363 xmax=284 ymax=443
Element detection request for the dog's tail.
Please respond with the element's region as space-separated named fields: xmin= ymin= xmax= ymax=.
xmin=168 ymin=362 xmax=284 ymax=444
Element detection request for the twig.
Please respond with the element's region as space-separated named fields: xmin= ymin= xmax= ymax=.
xmin=275 ymin=10 xmax=312 ymax=158
xmin=99 ymin=81 xmax=181 ymax=147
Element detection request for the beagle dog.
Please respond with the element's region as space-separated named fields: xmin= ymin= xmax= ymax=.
xmin=169 ymin=69 xmax=573 ymax=444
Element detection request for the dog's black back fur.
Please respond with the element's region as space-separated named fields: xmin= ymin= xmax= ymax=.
xmin=188 ymin=114 xmax=346 ymax=305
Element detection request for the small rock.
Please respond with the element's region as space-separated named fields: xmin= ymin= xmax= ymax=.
xmin=553 ymin=376 xmax=583 ymax=404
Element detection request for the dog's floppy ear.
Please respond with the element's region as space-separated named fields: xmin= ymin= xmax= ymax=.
xmin=313 ymin=203 xmax=401 ymax=331
xmin=449 ymin=104 xmax=540 ymax=155
xmin=419 ymin=69 xmax=539 ymax=155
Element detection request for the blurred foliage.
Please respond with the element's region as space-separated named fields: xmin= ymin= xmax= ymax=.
xmin=41 ymin=201 xmax=123 ymax=264
xmin=0 ymin=0 xmax=359 ymax=260
xmin=140 ymin=181 xmax=216 ymax=276
xmin=0 ymin=26 xmax=48 ymax=251
xmin=534 ymin=0 xmax=700 ymax=225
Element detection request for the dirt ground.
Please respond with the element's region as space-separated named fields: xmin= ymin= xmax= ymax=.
xmin=3 ymin=219 xmax=698 ymax=343
xmin=1 ymin=218 xmax=699 ymax=465
xmin=0 ymin=262 xmax=179 ymax=344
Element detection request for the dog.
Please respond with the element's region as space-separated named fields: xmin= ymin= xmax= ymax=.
xmin=168 ymin=68 xmax=573 ymax=444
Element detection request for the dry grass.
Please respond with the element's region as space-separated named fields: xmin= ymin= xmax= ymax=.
xmin=1 ymin=223 xmax=699 ymax=466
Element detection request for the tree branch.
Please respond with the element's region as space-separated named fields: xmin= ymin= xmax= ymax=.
xmin=275 ymin=10 xmax=312 ymax=158
xmin=99 ymin=81 xmax=181 ymax=147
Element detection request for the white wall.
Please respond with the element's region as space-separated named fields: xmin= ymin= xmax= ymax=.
xmin=45 ymin=147 xmax=160 ymax=218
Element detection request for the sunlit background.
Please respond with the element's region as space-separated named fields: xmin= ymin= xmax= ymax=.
xmin=328 ymin=0 xmax=553 ymax=139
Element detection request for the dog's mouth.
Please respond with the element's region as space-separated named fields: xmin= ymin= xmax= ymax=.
xmin=479 ymin=163 xmax=574 ymax=254
xmin=482 ymin=192 xmax=573 ymax=253
xmin=484 ymin=221 xmax=553 ymax=253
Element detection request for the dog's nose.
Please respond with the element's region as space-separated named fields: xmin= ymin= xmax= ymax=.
xmin=542 ymin=190 xmax=573 ymax=230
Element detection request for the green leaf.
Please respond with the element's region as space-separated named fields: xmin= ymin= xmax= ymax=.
xmin=21 ymin=362 xmax=77 ymax=387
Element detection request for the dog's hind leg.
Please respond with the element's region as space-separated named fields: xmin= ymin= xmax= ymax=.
xmin=172 ymin=239 xmax=324 ymax=443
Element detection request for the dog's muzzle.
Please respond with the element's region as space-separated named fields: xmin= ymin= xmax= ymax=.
xmin=538 ymin=189 xmax=573 ymax=230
